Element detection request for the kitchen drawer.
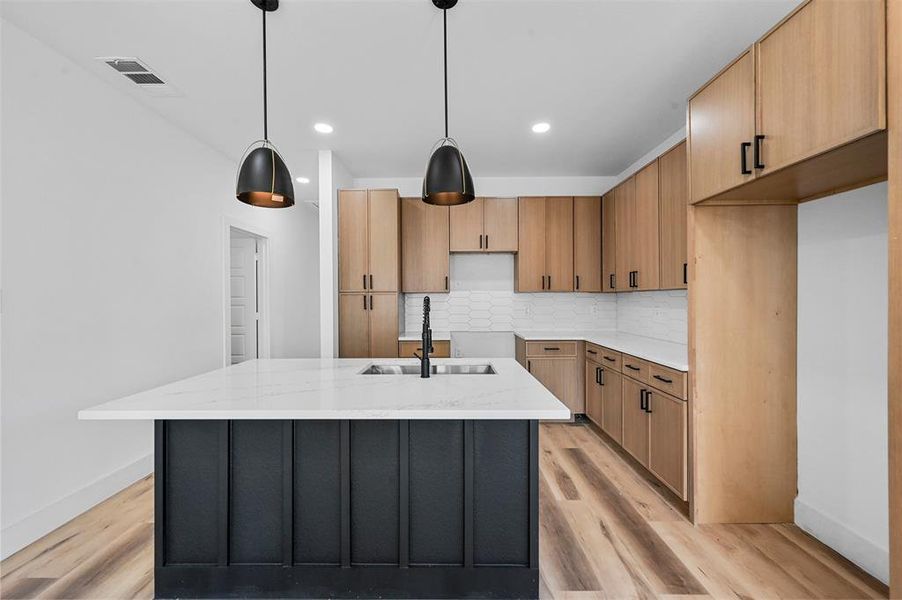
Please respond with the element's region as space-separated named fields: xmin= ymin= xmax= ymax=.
xmin=585 ymin=342 xmax=603 ymax=362
xmin=398 ymin=340 xmax=451 ymax=358
xmin=621 ymin=354 xmax=649 ymax=383
xmin=526 ymin=341 xmax=578 ymax=357
xmin=647 ymin=363 xmax=687 ymax=400
xmin=598 ymin=347 xmax=622 ymax=371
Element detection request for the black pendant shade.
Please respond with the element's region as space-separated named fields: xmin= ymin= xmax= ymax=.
xmin=422 ymin=0 xmax=474 ymax=206
xmin=236 ymin=0 xmax=294 ymax=208
xmin=423 ymin=142 xmax=474 ymax=206
xmin=237 ymin=145 xmax=294 ymax=208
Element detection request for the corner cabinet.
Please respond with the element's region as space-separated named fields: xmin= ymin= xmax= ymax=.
xmin=401 ymin=198 xmax=449 ymax=293
xmin=450 ymin=197 xmax=518 ymax=252
xmin=688 ymin=0 xmax=887 ymax=204
xmin=515 ymin=197 xmax=574 ymax=292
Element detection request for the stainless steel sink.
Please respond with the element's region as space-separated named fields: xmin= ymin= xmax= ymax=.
xmin=361 ymin=364 xmax=496 ymax=375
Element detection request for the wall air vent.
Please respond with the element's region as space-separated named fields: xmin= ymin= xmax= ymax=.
xmin=95 ymin=56 xmax=181 ymax=97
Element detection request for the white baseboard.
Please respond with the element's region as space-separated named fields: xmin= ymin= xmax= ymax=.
xmin=794 ymin=498 xmax=889 ymax=584
xmin=0 ymin=453 xmax=153 ymax=560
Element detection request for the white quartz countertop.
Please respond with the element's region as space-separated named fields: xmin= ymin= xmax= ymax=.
xmin=78 ymin=358 xmax=570 ymax=421
xmin=398 ymin=331 xmax=451 ymax=341
xmin=514 ymin=330 xmax=688 ymax=371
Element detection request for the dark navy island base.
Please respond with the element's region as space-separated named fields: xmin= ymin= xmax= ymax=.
xmin=154 ymin=419 xmax=539 ymax=599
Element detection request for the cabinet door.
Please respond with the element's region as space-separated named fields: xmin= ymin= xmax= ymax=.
xmin=688 ymin=50 xmax=756 ymax=203
xmin=648 ymin=390 xmax=688 ymax=499
xmin=367 ymin=190 xmax=400 ymax=292
xmin=368 ymin=294 xmax=399 ymax=358
xmin=339 ymin=293 xmax=369 ymax=358
xmin=449 ymin=197 xmax=484 ymax=252
xmin=601 ymin=192 xmax=617 ymax=293
xmin=527 ymin=358 xmax=577 ymax=417
xmin=585 ymin=361 xmax=603 ymax=425
xmin=614 ymin=179 xmax=635 ymax=291
xmin=401 ymin=198 xmax=449 ymax=293
xmin=658 ymin=141 xmax=688 ymax=290
xmin=545 ymin=197 xmax=574 ymax=292
xmin=483 ymin=197 xmax=519 ymax=252
xmin=633 ymin=162 xmax=660 ymax=291
xmin=516 ymin=197 xmax=546 ymax=292
xmin=601 ymin=369 xmax=623 ymax=444
xmin=338 ymin=190 xmax=368 ymax=292
xmin=399 ymin=340 xmax=451 ymax=358
xmin=573 ymin=196 xmax=602 ymax=292
xmin=621 ymin=377 xmax=649 ymax=466
xmin=756 ymin=0 xmax=885 ymax=175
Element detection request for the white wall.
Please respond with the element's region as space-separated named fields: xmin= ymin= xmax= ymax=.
xmin=0 ymin=20 xmax=319 ymax=559
xmin=796 ymin=182 xmax=889 ymax=583
xmin=318 ymin=151 xmax=353 ymax=358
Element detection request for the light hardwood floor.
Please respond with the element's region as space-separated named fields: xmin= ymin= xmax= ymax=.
xmin=0 ymin=423 xmax=888 ymax=599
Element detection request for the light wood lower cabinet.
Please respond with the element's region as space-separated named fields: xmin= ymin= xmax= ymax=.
xmin=585 ymin=360 xmax=603 ymax=424
xmin=398 ymin=340 xmax=451 ymax=358
xmin=647 ymin=388 xmax=688 ymax=499
xmin=600 ymin=369 xmax=623 ymax=444
xmin=338 ymin=293 xmax=398 ymax=358
xmin=621 ymin=377 xmax=650 ymax=466
xmin=516 ymin=337 xmax=583 ymax=416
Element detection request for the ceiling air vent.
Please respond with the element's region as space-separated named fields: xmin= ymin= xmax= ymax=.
xmin=95 ymin=56 xmax=180 ymax=97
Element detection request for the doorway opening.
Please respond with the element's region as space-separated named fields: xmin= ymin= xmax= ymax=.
xmin=226 ymin=225 xmax=270 ymax=365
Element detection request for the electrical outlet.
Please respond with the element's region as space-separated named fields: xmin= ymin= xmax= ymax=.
xmin=524 ymin=305 xmax=532 ymax=316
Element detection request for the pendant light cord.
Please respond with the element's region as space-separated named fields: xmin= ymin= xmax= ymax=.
xmin=262 ymin=7 xmax=269 ymax=141
xmin=443 ymin=8 xmax=448 ymax=139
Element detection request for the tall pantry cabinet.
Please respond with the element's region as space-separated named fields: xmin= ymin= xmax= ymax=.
xmin=338 ymin=189 xmax=400 ymax=358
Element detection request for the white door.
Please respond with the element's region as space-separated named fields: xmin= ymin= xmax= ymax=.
xmin=230 ymin=236 xmax=258 ymax=364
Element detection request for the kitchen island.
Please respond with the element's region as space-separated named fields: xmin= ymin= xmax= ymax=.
xmin=80 ymin=358 xmax=568 ymax=599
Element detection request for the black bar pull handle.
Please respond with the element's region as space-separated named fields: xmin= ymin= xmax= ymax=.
xmin=362 ymin=295 xmax=367 ymax=310
xmin=640 ymin=389 xmax=647 ymax=411
xmin=653 ymin=374 xmax=673 ymax=384
xmin=527 ymin=360 xmax=531 ymax=372
xmin=625 ymin=363 xmax=640 ymax=371
xmin=543 ymin=347 xmax=560 ymax=351
xmin=369 ymin=274 xmax=373 ymax=289
xmin=599 ymin=368 xmax=605 ymax=386
xmin=576 ymin=275 xmax=580 ymax=290
xmin=595 ymin=367 xmax=601 ymax=385
xmin=363 ymin=274 xmax=367 ymax=289
xmin=369 ymin=295 xmax=373 ymax=310
xmin=610 ymin=273 xmax=615 ymax=289
xmin=645 ymin=391 xmax=653 ymax=414
xmin=604 ymin=356 xmax=616 ymax=363
xmin=479 ymin=234 xmax=483 ymax=249
xmin=548 ymin=275 xmax=552 ymax=289
xmin=587 ymin=349 xmax=597 ymax=355
xmin=541 ymin=275 xmax=545 ymax=290
xmin=683 ymin=262 xmax=688 ymax=285
xmin=485 ymin=235 xmax=489 ymax=249
xmin=754 ymin=134 xmax=766 ymax=169
xmin=740 ymin=141 xmax=752 ymax=175
xmin=445 ymin=275 xmax=449 ymax=291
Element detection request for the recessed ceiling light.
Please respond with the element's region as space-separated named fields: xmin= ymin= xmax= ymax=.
xmin=314 ymin=123 xmax=334 ymax=134
xmin=532 ymin=122 xmax=551 ymax=134
xmin=296 ymin=177 xmax=310 ymax=184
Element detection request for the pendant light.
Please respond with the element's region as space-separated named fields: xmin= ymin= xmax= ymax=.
xmin=236 ymin=0 xmax=294 ymax=208
xmin=422 ymin=0 xmax=475 ymax=206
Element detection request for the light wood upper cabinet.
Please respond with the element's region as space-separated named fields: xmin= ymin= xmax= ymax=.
xmin=602 ymin=192 xmax=617 ymax=293
xmin=621 ymin=377 xmax=649 ymax=466
xmin=401 ymin=198 xmax=449 ymax=293
xmin=516 ymin=197 xmax=546 ymax=292
xmin=545 ymin=197 xmax=574 ymax=292
xmin=483 ymin=197 xmax=519 ymax=252
xmin=658 ymin=141 xmax=688 ymax=290
xmin=632 ymin=162 xmax=660 ymax=291
xmin=688 ymin=50 xmax=756 ymax=203
xmin=338 ymin=190 xmax=369 ymax=292
xmin=648 ymin=389 xmax=688 ymax=500
xmin=339 ymin=189 xmax=400 ymax=293
xmin=516 ymin=197 xmax=574 ymax=292
xmin=367 ymin=190 xmax=400 ymax=292
xmin=573 ymin=196 xmax=602 ymax=292
xmin=755 ymin=0 xmax=885 ymax=175
xmin=614 ymin=180 xmax=634 ymax=292
xmin=449 ymin=197 xmax=484 ymax=251
xmin=450 ymin=197 xmax=518 ymax=252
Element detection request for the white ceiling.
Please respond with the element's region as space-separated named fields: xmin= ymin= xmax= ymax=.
xmin=2 ymin=0 xmax=799 ymax=182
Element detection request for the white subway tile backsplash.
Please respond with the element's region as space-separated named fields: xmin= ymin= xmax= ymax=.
xmin=615 ymin=290 xmax=688 ymax=344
